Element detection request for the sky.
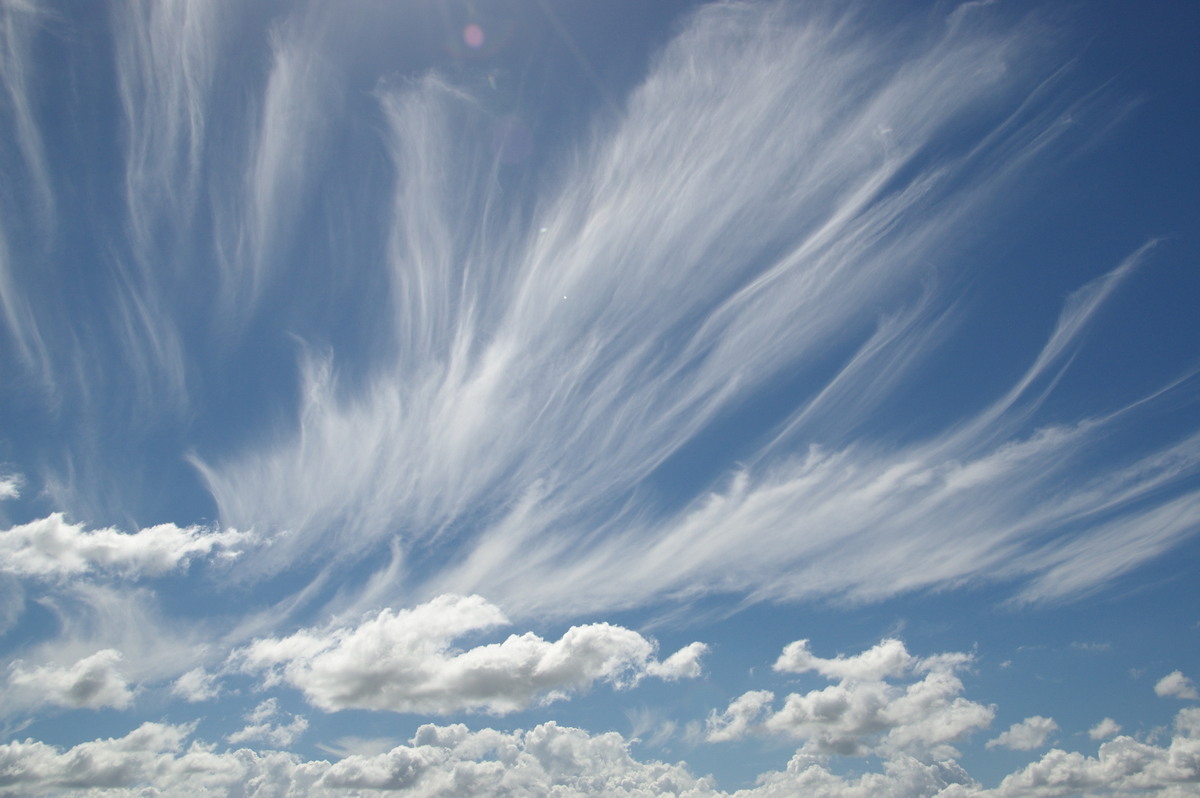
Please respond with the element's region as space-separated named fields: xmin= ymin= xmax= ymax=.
xmin=0 ymin=0 xmax=1198 ymax=795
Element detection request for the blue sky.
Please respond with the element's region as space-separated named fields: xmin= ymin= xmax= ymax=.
xmin=0 ymin=0 xmax=1198 ymax=795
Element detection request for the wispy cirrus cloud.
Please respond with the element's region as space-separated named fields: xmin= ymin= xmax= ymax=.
xmin=188 ymin=1 xmax=1200 ymax=626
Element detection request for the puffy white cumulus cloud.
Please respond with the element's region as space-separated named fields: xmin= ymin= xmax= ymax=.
xmin=5 ymin=649 xmax=134 ymax=711
xmin=318 ymin=721 xmax=718 ymax=796
xmin=709 ymin=639 xmax=993 ymax=759
xmin=226 ymin=699 xmax=309 ymax=748
xmin=980 ymin=708 xmax=1200 ymax=797
xmin=1 ymin=712 xmax=1199 ymax=797
xmin=0 ymin=513 xmax=253 ymax=579
xmin=775 ymin=638 xmax=915 ymax=681
xmin=1088 ymin=718 xmax=1122 ymax=740
xmin=1155 ymin=670 xmax=1199 ymax=700
xmin=986 ymin=716 xmax=1058 ymax=751
xmin=738 ymin=753 xmax=976 ymax=798
xmin=232 ymin=594 xmax=707 ymax=714
xmin=0 ymin=721 xmax=326 ymax=797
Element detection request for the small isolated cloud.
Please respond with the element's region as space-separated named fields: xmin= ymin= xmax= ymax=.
xmin=1154 ymin=670 xmax=1199 ymax=700
xmin=225 ymin=698 xmax=308 ymax=748
xmin=774 ymin=638 xmax=913 ymax=681
xmin=1089 ymin=717 xmax=1122 ymax=740
xmin=987 ymin=716 xmax=1058 ymax=751
xmin=170 ymin=666 xmax=220 ymax=703
xmin=232 ymin=594 xmax=707 ymax=714
xmin=0 ymin=473 xmax=21 ymax=500
xmin=1070 ymin=641 xmax=1111 ymax=652
xmin=708 ymin=639 xmax=992 ymax=759
xmin=0 ymin=513 xmax=253 ymax=579
xmin=6 ymin=649 xmax=134 ymax=711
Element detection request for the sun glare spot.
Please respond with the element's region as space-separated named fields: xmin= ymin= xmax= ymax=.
xmin=463 ymin=24 xmax=485 ymax=49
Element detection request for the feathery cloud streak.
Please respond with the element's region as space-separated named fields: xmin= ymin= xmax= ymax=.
xmin=185 ymin=2 xmax=1200 ymax=620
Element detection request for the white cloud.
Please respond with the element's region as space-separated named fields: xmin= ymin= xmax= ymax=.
xmin=708 ymin=639 xmax=992 ymax=759
xmin=226 ymin=698 xmax=309 ymax=748
xmin=0 ymin=720 xmax=326 ymax=797
xmin=983 ymin=708 xmax=1200 ymax=797
xmin=170 ymin=666 xmax=220 ymax=703
xmin=183 ymin=0 xmax=1200 ymax=627
xmin=5 ymin=649 xmax=134 ymax=711
xmin=986 ymin=716 xmax=1058 ymax=751
xmin=0 ymin=473 xmax=20 ymax=500
xmin=0 ymin=513 xmax=252 ymax=579
xmin=232 ymin=594 xmax=706 ymax=714
xmin=1 ymin=709 xmax=1195 ymax=797
xmin=774 ymin=638 xmax=913 ymax=681
xmin=1154 ymin=670 xmax=1199 ymax=700
xmin=1088 ymin=718 xmax=1121 ymax=740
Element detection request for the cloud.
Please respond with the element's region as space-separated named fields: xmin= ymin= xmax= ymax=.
xmin=232 ymin=594 xmax=706 ymax=714
xmin=707 ymin=639 xmax=993 ymax=758
xmin=1154 ymin=670 xmax=1199 ymax=700
xmin=0 ymin=721 xmax=325 ymax=798
xmin=1088 ymin=718 xmax=1121 ymax=740
xmin=226 ymin=698 xmax=309 ymax=748
xmin=0 ymin=473 xmax=18 ymax=501
xmin=5 ymin=649 xmax=134 ymax=711
xmin=983 ymin=708 xmax=1200 ymax=797
xmin=170 ymin=666 xmax=221 ymax=703
xmin=986 ymin=716 xmax=1058 ymax=751
xmin=182 ymin=0 xmax=1200 ymax=626
xmin=0 ymin=513 xmax=252 ymax=579
xmin=1 ymin=709 xmax=1196 ymax=797
xmin=774 ymin=638 xmax=914 ymax=681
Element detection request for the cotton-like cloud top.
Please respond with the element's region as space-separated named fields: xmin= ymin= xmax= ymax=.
xmin=5 ymin=649 xmax=133 ymax=711
xmin=0 ymin=514 xmax=253 ymax=579
xmin=232 ymin=594 xmax=708 ymax=714
xmin=710 ymin=638 xmax=993 ymax=759
xmin=2 ymin=709 xmax=1199 ymax=797
xmin=1088 ymin=717 xmax=1122 ymax=740
xmin=1154 ymin=670 xmax=1199 ymax=700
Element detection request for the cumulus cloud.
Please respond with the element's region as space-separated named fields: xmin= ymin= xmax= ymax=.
xmin=708 ymin=639 xmax=992 ymax=759
xmin=226 ymin=698 xmax=309 ymax=748
xmin=5 ymin=649 xmax=134 ymax=711
xmin=1088 ymin=717 xmax=1121 ymax=740
xmin=170 ymin=666 xmax=221 ymax=703
xmin=983 ymin=708 xmax=1200 ymax=797
xmin=1155 ymin=670 xmax=1199 ymax=700
xmin=232 ymin=594 xmax=706 ymax=714
xmin=986 ymin=716 xmax=1058 ymax=751
xmin=0 ymin=720 xmax=326 ymax=798
xmin=774 ymin=637 xmax=914 ymax=681
xmin=0 ymin=513 xmax=252 ymax=579
xmin=1 ymin=710 xmax=1197 ymax=797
